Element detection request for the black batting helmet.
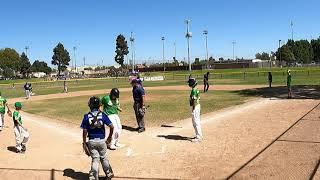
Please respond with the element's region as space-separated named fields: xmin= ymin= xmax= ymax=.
xmin=110 ymin=88 xmax=120 ymax=98
xmin=188 ymin=78 xmax=198 ymax=88
xmin=88 ymin=96 xmax=101 ymax=110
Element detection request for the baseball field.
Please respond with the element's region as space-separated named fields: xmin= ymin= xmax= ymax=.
xmin=0 ymin=67 xmax=320 ymax=179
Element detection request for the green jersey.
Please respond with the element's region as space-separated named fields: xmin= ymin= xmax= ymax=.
xmin=0 ymin=96 xmax=7 ymax=114
xmin=287 ymin=73 xmax=292 ymax=87
xmin=13 ymin=111 xmax=22 ymax=126
xmin=101 ymin=95 xmax=120 ymax=115
xmin=190 ymin=87 xmax=200 ymax=106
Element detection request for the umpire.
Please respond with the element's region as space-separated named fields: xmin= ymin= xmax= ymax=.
xmin=131 ymin=79 xmax=146 ymax=133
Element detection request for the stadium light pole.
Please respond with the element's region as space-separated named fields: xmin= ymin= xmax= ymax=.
xmin=25 ymin=46 xmax=29 ymax=57
xmin=232 ymin=41 xmax=236 ymax=62
xmin=174 ymin=42 xmax=176 ymax=60
xmin=279 ymin=40 xmax=282 ymax=68
xmin=290 ymin=20 xmax=294 ymax=40
xmin=161 ymin=37 xmax=165 ymax=71
xmin=203 ymin=30 xmax=209 ymax=69
xmin=73 ymin=46 xmax=77 ymax=72
xmin=130 ymin=32 xmax=135 ymax=73
xmin=185 ymin=19 xmax=192 ymax=72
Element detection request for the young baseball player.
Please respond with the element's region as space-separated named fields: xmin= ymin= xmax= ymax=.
xmin=287 ymin=70 xmax=292 ymax=99
xmin=188 ymin=78 xmax=202 ymax=142
xmin=101 ymin=88 xmax=123 ymax=150
xmin=0 ymin=92 xmax=11 ymax=131
xmin=81 ymin=96 xmax=114 ymax=180
xmin=12 ymin=102 xmax=28 ymax=153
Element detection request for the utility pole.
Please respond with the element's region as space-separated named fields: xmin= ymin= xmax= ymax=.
xmin=83 ymin=57 xmax=86 ymax=67
xmin=161 ymin=37 xmax=165 ymax=71
xmin=185 ymin=19 xmax=192 ymax=72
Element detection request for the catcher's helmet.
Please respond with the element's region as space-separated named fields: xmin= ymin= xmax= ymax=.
xmin=110 ymin=88 xmax=120 ymax=98
xmin=188 ymin=78 xmax=198 ymax=88
xmin=88 ymin=96 xmax=101 ymax=110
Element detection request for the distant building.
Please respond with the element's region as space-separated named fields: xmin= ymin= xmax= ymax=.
xmin=32 ymin=72 xmax=46 ymax=78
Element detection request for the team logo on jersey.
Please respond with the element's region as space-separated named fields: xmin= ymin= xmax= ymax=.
xmin=88 ymin=112 xmax=103 ymax=129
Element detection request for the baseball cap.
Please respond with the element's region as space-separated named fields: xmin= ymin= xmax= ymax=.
xmin=15 ymin=102 xmax=22 ymax=108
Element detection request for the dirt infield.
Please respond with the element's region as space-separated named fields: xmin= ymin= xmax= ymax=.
xmin=1 ymin=93 xmax=319 ymax=179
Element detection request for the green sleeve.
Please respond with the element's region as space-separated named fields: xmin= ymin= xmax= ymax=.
xmin=13 ymin=111 xmax=19 ymax=121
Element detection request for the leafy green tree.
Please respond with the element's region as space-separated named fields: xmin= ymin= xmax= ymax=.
xmin=2 ymin=67 xmax=15 ymax=78
xmin=193 ymin=58 xmax=200 ymax=65
xmin=114 ymin=34 xmax=129 ymax=66
xmin=20 ymin=52 xmax=31 ymax=78
xmin=291 ymin=40 xmax=313 ymax=63
xmin=0 ymin=48 xmax=20 ymax=72
xmin=280 ymin=45 xmax=295 ymax=63
xmin=52 ymin=43 xmax=71 ymax=75
xmin=31 ymin=60 xmax=52 ymax=74
xmin=255 ymin=52 xmax=270 ymax=60
xmin=311 ymin=37 xmax=320 ymax=62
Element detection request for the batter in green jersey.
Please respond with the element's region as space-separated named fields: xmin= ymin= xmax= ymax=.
xmin=101 ymin=95 xmax=120 ymax=115
xmin=0 ymin=92 xmax=11 ymax=131
xmin=101 ymin=88 xmax=124 ymax=150
xmin=188 ymin=78 xmax=203 ymax=142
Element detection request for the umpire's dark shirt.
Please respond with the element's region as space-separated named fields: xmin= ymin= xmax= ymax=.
xmin=204 ymin=74 xmax=209 ymax=82
xmin=132 ymin=85 xmax=145 ymax=104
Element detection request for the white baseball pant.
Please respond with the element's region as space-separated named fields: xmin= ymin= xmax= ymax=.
xmin=191 ymin=104 xmax=202 ymax=139
xmin=108 ymin=114 xmax=122 ymax=146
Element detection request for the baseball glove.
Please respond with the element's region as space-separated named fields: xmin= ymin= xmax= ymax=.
xmin=82 ymin=142 xmax=90 ymax=156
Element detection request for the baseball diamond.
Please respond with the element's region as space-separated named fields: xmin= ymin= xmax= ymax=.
xmin=1 ymin=1 xmax=320 ymax=179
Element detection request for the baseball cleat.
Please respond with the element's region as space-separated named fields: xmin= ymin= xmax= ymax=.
xmin=21 ymin=144 xmax=26 ymax=152
xmin=108 ymin=145 xmax=117 ymax=150
xmin=115 ymin=143 xmax=125 ymax=148
xmin=138 ymin=128 xmax=145 ymax=133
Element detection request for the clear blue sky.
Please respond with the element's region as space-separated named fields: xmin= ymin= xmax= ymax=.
xmin=0 ymin=0 xmax=319 ymax=66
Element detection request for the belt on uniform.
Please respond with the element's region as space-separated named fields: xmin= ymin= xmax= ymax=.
xmin=88 ymin=137 xmax=104 ymax=140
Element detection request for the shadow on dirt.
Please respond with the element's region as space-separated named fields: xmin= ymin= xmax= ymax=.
xmin=157 ymin=135 xmax=192 ymax=141
xmin=160 ymin=124 xmax=182 ymax=128
xmin=122 ymin=125 xmax=137 ymax=132
xmin=7 ymin=146 xmax=17 ymax=153
xmin=63 ymin=169 xmax=89 ymax=180
xmin=234 ymin=85 xmax=320 ymax=100
xmin=63 ymin=168 xmax=180 ymax=180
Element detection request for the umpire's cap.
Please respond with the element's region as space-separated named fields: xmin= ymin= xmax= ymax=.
xmin=110 ymin=88 xmax=120 ymax=98
xmin=188 ymin=78 xmax=198 ymax=88
xmin=88 ymin=96 xmax=101 ymax=110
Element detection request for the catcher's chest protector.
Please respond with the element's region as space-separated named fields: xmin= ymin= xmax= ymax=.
xmin=88 ymin=112 xmax=104 ymax=129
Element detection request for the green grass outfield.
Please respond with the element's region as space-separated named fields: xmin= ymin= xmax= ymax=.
xmin=22 ymin=90 xmax=251 ymax=127
xmin=0 ymin=67 xmax=319 ymax=98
